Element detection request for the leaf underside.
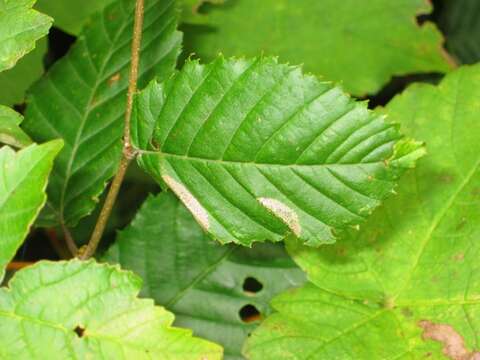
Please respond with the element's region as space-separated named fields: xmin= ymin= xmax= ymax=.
xmin=133 ymin=56 xmax=424 ymax=247
xmin=244 ymin=64 xmax=480 ymax=359
xmin=183 ymin=0 xmax=452 ymax=95
xmin=0 ymin=140 xmax=62 ymax=282
xmin=22 ymin=0 xmax=182 ymax=227
xmin=0 ymin=0 xmax=52 ymax=72
xmin=104 ymin=192 xmax=306 ymax=360
xmin=0 ymin=260 xmax=223 ymax=359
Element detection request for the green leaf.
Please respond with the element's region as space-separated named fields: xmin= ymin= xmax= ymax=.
xmin=133 ymin=57 xmax=424 ymax=247
xmin=34 ymin=0 xmax=216 ymax=35
xmin=180 ymin=0 xmax=224 ymax=24
xmin=0 ymin=259 xmax=223 ymax=359
xmin=0 ymin=37 xmax=46 ymax=106
xmin=35 ymin=0 xmax=115 ymax=35
xmin=22 ymin=0 xmax=182 ymax=227
xmin=104 ymin=192 xmax=306 ymax=360
xmin=182 ymin=0 xmax=453 ymax=95
xmin=244 ymin=64 xmax=480 ymax=359
xmin=0 ymin=106 xmax=32 ymax=148
xmin=0 ymin=0 xmax=52 ymax=72
xmin=438 ymin=0 xmax=480 ymax=64
xmin=0 ymin=140 xmax=62 ymax=281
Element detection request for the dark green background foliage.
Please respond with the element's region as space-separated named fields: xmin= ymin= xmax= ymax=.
xmin=0 ymin=0 xmax=479 ymax=359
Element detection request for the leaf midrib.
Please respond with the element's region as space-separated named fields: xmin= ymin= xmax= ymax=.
xmin=140 ymin=149 xmax=393 ymax=168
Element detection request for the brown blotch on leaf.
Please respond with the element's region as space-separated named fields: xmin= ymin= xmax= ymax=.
xmin=418 ymin=320 xmax=480 ymax=360
xmin=108 ymin=73 xmax=121 ymax=86
xmin=453 ymin=253 xmax=465 ymax=262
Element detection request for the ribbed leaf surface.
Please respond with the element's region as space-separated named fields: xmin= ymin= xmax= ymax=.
xmin=244 ymin=65 xmax=480 ymax=360
xmin=133 ymin=57 xmax=425 ymax=247
xmin=104 ymin=192 xmax=306 ymax=360
xmin=0 ymin=0 xmax=51 ymax=72
xmin=0 ymin=260 xmax=223 ymax=359
xmin=23 ymin=0 xmax=182 ymax=226
xmin=0 ymin=140 xmax=62 ymax=281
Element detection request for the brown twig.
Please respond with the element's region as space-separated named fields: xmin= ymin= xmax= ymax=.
xmin=79 ymin=0 xmax=145 ymax=260
xmin=7 ymin=261 xmax=34 ymax=271
xmin=45 ymin=228 xmax=72 ymax=259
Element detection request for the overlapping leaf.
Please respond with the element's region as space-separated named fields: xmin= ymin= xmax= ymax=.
xmin=0 ymin=38 xmax=46 ymax=106
xmin=244 ymin=65 xmax=480 ymax=359
xmin=0 ymin=259 xmax=223 ymax=359
xmin=439 ymin=0 xmax=480 ymax=64
xmin=0 ymin=140 xmax=62 ymax=281
xmin=0 ymin=0 xmax=51 ymax=72
xmin=0 ymin=106 xmax=32 ymax=148
xmin=35 ymin=0 xmax=114 ymax=35
xmin=23 ymin=0 xmax=182 ymax=226
xmin=105 ymin=192 xmax=306 ymax=359
xmin=183 ymin=0 xmax=453 ymax=95
xmin=133 ymin=56 xmax=424 ymax=247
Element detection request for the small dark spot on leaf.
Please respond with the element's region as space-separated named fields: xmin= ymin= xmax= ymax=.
xmin=437 ymin=172 xmax=455 ymax=184
xmin=472 ymin=187 xmax=480 ymax=198
xmin=243 ymin=277 xmax=263 ymax=294
xmin=453 ymin=253 xmax=465 ymax=262
xmin=239 ymin=304 xmax=261 ymax=323
xmin=401 ymin=307 xmax=413 ymax=318
xmin=456 ymin=218 xmax=467 ymax=231
xmin=108 ymin=73 xmax=121 ymax=86
xmin=74 ymin=325 xmax=85 ymax=338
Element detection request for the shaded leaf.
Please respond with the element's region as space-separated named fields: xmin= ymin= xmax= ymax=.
xmin=183 ymin=0 xmax=453 ymax=95
xmin=0 ymin=0 xmax=51 ymax=72
xmin=23 ymin=0 xmax=182 ymax=226
xmin=0 ymin=140 xmax=62 ymax=281
xmin=244 ymin=65 xmax=480 ymax=359
xmin=438 ymin=0 xmax=480 ymax=64
xmin=133 ymin=56 xmax=424 ymax=247
xmin=35 ymin=0 xmax=115 ymax=35
xmin=0 ymin=38 xmax=46 ymax=106
xmin=0 ymin=259 xmax=223 ymax=359
xmin=180 ymin=0 xmax=224 ymax=24
xmin=0 ymin=106 xmax=32 ymax=148
xmin=104 ymin=192 xmax=306 ymax=360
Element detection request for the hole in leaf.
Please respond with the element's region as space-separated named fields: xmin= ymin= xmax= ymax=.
xmin=74 ymin=325 xmax=85 ymax=338
xmin=239 ymin=304 xmax=261 ymax=323
xmin=243 ymin=277 xmax=263 ymax=294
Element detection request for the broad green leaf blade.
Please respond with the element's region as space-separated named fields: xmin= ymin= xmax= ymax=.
xmin=35 ymin=0 xmax=115 ymax=35
xmin=0 ymin=106 xmax=32 ymax=148
xmin=23 ymin=0 xmax=182 ymax=227
xmin=104 ymin=192 xmax=306 ymax=360
xmin=0 ymin=37 xmax=46 ymax=106
xmin=245 ymin=64 xmax=480 ymax=359
xmin=0 ymin=259 xmax=223 ymax=359
xmin=133 ymin=57 xmax=424 ymax=247
xmin=0 ymin=0 xmax=51 ymax=72
xmin=35 ymin=0 xmax=216 ymax=35
xmin=183 ymin=0 xmax=453 ymax=95
xmin=439 ymin=0 xmax=480 ymax=65
xmin=0 ymin=140 xmax=62 ymax=281
xmin=180 ymin=0 xmax=224 ymax=24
